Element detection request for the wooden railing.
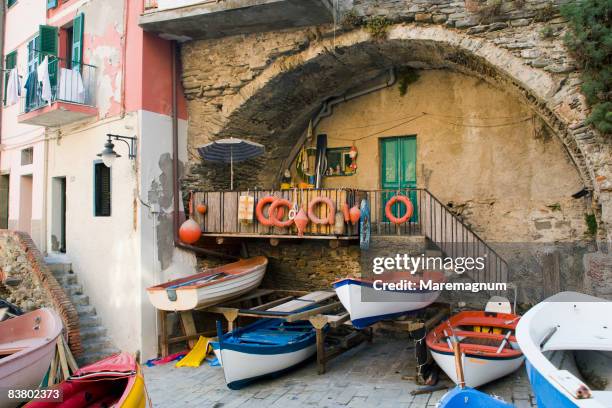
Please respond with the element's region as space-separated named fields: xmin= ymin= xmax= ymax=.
xmin=192 ymin=188 xmax=508 ymax=283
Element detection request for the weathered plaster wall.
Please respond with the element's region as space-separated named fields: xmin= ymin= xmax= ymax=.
xmin=315 ymin=70 xmax=587 ymax=242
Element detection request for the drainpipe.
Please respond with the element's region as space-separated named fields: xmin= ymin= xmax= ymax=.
xmin=279 ymin=68 xmax=396 ymax=182
xmin=170 ymin=41 xmax=237 ymax=261
xmin=0 ymin=0 xmax=6 ymax=168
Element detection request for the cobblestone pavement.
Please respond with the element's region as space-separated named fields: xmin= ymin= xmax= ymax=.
xmin=144 ymin=338 xmax=536 ymax=407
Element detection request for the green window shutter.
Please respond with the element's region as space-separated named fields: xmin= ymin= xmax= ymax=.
xmin=94 ymin=162 xmax=112 ymax=217
xmin=38 ymin=25 xmax=58 ymax=61
xmin=71 ymin=13 xmax=84 ymax=70
xmin=7 ymin=0 xmax=17 ymax=8
xmin=4 ymin=51 xmax=17 ymax=105
xmin=47 ymin=0 xmax=57 ymax=9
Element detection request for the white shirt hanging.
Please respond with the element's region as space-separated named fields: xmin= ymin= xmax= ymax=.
xmin=5 ymin=68 xmax=21 ymax=106
xmin=37 ymin=56 xmax=52 ymax=104
xmin=58 ymin=67 xmax=85 ymax=104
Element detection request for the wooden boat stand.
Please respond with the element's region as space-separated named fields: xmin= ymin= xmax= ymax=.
xmin=157 ymin=288 xmax=371 ymax=374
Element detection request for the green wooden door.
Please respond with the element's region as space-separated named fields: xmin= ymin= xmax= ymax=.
xmin=380 ymin=136 xmax=417 ymax=222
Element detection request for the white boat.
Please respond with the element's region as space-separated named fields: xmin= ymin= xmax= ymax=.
xmin=332 ymin=272 xmax=444 ymax=329
xmin=211 ymin=319 xmax=316 ymax=389
xmin=516 ymin=292 xmax=612 ymax=408
xmin=0 ymin=308 xmax=63 ymax=408
xmin=427 ymin=309 xmax=524 ymax=388
xmin=147 ymin=256 xmax=267 ymax=311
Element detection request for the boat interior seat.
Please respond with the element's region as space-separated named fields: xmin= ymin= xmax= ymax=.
xmin=591 ymin=391 xmax=612 ymax=405
xmin=452 ymin=330 xmax=515 ymax=341
xmin=542 ymin=328 xmax=612 ymax=352
xmin=0 ymin=337 xmax=47 ymax=355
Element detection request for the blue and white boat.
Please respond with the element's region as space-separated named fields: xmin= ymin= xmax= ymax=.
xmin=516 ymin=292 xmax=612 ymax=408
xmin=211 ymin=319 xmax=316 ymax=390
xmin=332 ymin=272 xmax=444 ymax=329
xmin=438 ymin=386 xmax=514 ymax=407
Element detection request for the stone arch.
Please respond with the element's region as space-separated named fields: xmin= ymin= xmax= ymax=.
xmin=185 ymin=24 xmax=611 ymax=237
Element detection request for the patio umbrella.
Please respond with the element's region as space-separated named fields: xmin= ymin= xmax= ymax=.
xmin=197 ymin=137 xmax=265 ymax=190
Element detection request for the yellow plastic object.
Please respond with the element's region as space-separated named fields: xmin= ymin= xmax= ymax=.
xmin=119 ymin=365 xmax=147 ymax=408
xmin=176 ymin=336 xmax=212 ymax=368
xmin=280 ymin=183 xmax=292 ymax=190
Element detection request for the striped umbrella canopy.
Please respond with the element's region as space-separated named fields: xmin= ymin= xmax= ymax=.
xmin=197 ymin=138 xmax=265 ymax=190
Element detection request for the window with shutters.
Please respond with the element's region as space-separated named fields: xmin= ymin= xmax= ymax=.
xmin=47 ymin=0 xmax=57 ymax=10
xmin=71 ymin=14 xmax=84 ymax=70
xmin=94 ymin=162 xmax=111 ymax=217
xmin=21 ymin=147 xmax=34 ymax=166
xmin=4 ymin=50 xmax=16 ymax=105
xmin=27 ymin=36 xmax=39 ymax=74
xmin=7 ymin=0 xmax=17 ymax=8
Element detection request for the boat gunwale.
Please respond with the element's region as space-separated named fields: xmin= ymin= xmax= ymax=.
xmin=147 ymin=256 xmax=268 ymax=292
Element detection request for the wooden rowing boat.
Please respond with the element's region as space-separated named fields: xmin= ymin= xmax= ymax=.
xmin=147 ymin=256 xmax=268 ymax=311
xmin=427 ymin=310 xmax=523 ymax=388
xmin=0 ymin=308 xmax=63 ymax=408
xmin=332 ymin=271 xmax=444 ymax=329
xmin=211 ymin=319 xmax=316 ymax=390
xmin=25 ymin=353 xmax=147 ymax=408
xmin=516 ymin=292 xmax=612 ymax=408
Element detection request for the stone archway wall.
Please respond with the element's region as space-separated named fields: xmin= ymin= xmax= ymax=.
xmin=179 ymin=0 xmax=612 ymax=243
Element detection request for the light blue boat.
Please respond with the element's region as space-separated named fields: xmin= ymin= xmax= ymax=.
xmin=211 ymin=319 xmax=317 ymax=390
xmin=516 ymin=292 xmax=612 ymax=408
xmin=438 ymin=386 xmax=514 ymax=408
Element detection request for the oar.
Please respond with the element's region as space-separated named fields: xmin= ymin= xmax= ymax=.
xmin=496 ymin=331 xmax=513 ymax=354
xmin=452 ymin=339 xmax=465 ymax=389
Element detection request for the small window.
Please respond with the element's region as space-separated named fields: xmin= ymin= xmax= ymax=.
xmin=7 ymin=0 xmax=17 ymax=8
xmin=325 ymin=147 xmax=355 ymax=176
xmin=21 ymin=147 xmax=33 ymax=165
xmin=27 ymin=36 xmax=39 ymax=74
xmin=94 ymin=162 xmax=111 ymax=217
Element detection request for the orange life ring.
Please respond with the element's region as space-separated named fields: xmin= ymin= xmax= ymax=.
xmin=269 ymin=199 xmax=294 ymax=228
xmin=385 ymin=195 xmax=414 ymax=224
xmin=256 ymin=196 xmax=284 ymax=226
xmin=308 ymin=197 xmax=336 ymax=225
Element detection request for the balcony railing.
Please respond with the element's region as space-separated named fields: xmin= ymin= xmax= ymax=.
xmin=20 ymin=53 xmax=96 ymax=115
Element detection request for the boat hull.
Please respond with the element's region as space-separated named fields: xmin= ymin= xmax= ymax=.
xmin=147 ymin=257 xmax=267 ymax=311
xmin=431 ymin=347 xmax=524 ymax=388
xmin=516 ymin=292 xmax=612 ymax=408
xmin=213 ymin=343 xmax=316 ymax=390
xmin=333 ymin=278 xmax=440 ymax=329
xmin=0 ymin=309 xmax=63 ymax=408
xmin=439 ymin=386 xmax=514 ymax=408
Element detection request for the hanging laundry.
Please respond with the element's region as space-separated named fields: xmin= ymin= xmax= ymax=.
xmin=24 ymin=70 xmax=38 ymax=112
xmin=5 ymin=68 xmax=21 ymax=106
xmin=37 ymin=56 xmax=52 ymax=104
xmin=58 ymin=67 xmax=85 ymax=104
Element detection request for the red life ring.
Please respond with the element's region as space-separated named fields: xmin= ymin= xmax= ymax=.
xmin=269 ymin=199 xmax=294 ymax=228
xmin=308 ymin=197 xmax=336 ymax=225
xmin=385 ymin=195 xmax=414 ymax=224
xmin=256 ymin=196 xmax=284 ymax=226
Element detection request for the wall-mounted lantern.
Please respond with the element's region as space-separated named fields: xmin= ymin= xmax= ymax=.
xmin=97 ymin=134 xmax=137 ymax=168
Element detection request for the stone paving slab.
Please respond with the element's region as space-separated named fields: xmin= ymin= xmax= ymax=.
xmin=144 ymin=338 xmax=536 ymax=407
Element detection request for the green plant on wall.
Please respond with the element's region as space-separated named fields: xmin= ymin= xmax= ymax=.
xmin=585 ymin=213 xmax=598 ymax=236
xmin=365 ymin=16 xmax=391 ymax=40
xmin=561 ymin=0 xmax=612 ymax=135
xmin=397 ymin=67 xmax=420 ymax=96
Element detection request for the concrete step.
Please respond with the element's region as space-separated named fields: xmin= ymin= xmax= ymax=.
xmin=71 ymin=294 xmax=90 ymax=306
xmin=78 ymin=348 xmax=121 ymax=366
xmin=80 ymin=326 xmax=107 ymax=341
xmin=78 ymin=314 xmax=102 ymax=329
xmin=77 ymin=304 xmax=96 ymax=317
xmin=64 ymin=283 xmax=84 ymax=296
xmin=82 ymin=336 xmax=116 ymax=352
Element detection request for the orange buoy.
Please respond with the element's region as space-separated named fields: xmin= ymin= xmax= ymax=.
xmin=196 ymin=203 xmax=207 ymax=215
xmin=293 ymin=208 xmax=309 ymax=237
xmin=342 ymin=203 xmax=350 ymax=223
xmin=384 ymin=195 xmax=414 ymax=224
xmin=179 ymin=219 xmax=202 ymax=244
xmin=269 ymin=199 xmax=294 ymax=228
xmin=349 ymin=205 xmax=361 ymax=225
xmin=308 ymin=196 xmax=336 ymax=225
xmin=256 ymin=196 xmax=284 ymax=226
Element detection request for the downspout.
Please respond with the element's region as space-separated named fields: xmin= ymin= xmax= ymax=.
xmin=0 ymin=0 xmax=6 ymax=168
xmin=279 ymin=68 xmax=396 ymax=182
xmin=170 ymin=41 xmax=237 ymax=261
